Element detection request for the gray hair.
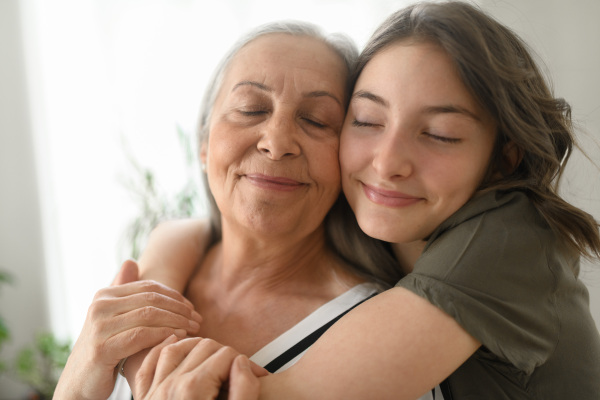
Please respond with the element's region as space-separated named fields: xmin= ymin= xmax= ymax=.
xmin=198 ymin=20 xmax=357 ymax=144
xmin=198 ymin=20 xmax=401 ymax=288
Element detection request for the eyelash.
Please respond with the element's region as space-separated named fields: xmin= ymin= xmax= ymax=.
xmin=352 ymin=120 xmax=461 ymax=144
xmin=239 ymin=110 xmax=327 ymax=130
xmin=424 ymin=132 xmax=461 ymax=144
xmin=302 ymin=117 xmax=326 ymax=129
xmin=351 ymin=119 xmax=378 ymax=128
xmin=239 ymin=110 xmax=267 ymax=116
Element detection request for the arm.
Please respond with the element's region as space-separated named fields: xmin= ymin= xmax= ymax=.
xmin=137 ymin=218 xmax=211 ymax=292
xmin=128 ymin=286 xmax=478 ymax=399
xmin=131 ymin=336 xmax=267 ymax=400
xmin=259 ymin=287 xmax=480 ymax=399
xmin=54 ymin=260 xmax=201 ymax=400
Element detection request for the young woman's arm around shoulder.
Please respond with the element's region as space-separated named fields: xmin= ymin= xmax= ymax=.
xmin=260 ymin=287 xmax=480 ymax=399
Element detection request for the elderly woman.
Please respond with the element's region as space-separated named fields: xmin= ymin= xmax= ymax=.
xmin=54 ymin=21 xmax=400 ymax=400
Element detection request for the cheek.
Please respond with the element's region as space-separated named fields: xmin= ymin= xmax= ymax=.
xmin=339 ymin=132 xmax=362 ymax=176
xmin=312 ymin=139 xmax=341 ymax=187
xmin=432 ymin=157 xmax=489 ymax=206
xmin=207 ymin=125 xmax=246 ymax=165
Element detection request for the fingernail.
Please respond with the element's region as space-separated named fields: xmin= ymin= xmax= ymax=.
xmin=163 ymin=334 xmax=179 ymax=344
xmin=237 ymin=355 xmax=250 ymax=369
xmin=192 ymin=311 xmax=203 ymax=323
xmin=174 ymin=329 xmax=187 ymax=338
xmin=189 ymin=320 xmax=200 ymax=331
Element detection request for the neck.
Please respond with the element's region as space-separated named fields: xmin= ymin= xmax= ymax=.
xmin=204 ymin=223 xmax=361 ymax=295
xmin=391 ymin=240 xmax=427 ymax=274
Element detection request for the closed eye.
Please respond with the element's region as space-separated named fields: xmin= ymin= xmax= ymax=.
xmin=302 ymin=117 xmax=326 ymax=129
xmin=239 ymin=110 xmax=267 ymax=116
xmin=424 ymin=132 xmax=461 ymax=144
xmin=351 ymin=119 xmax=380 ymax=128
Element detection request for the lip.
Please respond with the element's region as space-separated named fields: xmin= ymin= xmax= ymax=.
xmin=362 ymin=183 xmax=423 ymax=207
xmin=244 ymin=174 xmax=306 ymax=192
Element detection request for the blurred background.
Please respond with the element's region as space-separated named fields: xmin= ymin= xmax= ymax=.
xmin=1 ymin=0 xmax=599 ymax=398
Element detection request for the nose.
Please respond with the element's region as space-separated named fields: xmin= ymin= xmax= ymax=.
xmin=257 ymin=110 xmax=301 ymax=160
xmin=372 ymin=130 xmax=413 ymax=179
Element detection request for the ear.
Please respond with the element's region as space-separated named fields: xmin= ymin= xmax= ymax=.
xmin=501 ymin=140 xmax=523 ymax=175
xmin=200 ymin=139 xmax=208 ymax=168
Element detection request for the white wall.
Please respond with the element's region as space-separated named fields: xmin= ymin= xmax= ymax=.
xmin=0 ymin=1 xmax=50 ymax=397
xmin=478 ymin=0 xmax=600 ymax=334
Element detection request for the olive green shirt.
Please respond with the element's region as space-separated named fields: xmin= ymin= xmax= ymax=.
xmin=397 ymin=190 xmax=600 ymax=399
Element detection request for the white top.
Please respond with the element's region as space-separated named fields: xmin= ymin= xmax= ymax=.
xmin=250 ymin=282 xmax=380 ymax=372
xmin=110 ymin=282 xmax=440 ymax=399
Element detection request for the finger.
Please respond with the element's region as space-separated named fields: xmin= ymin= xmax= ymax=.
xmin=248 ymin=360 xmax=269 ymax=378
xmin=152 ymin=337 xmax=204 ymax=384
xmin=86 ymin=293 xmax=201 ymax=346
xmin=102 ymin=279 xmax=195 ymax=311
xmin=179 ymin=339 xmax=229 ymax=375
xmin=106 ymin=289 xmax=201 ymax=324
xmin=112 ymin=302 xmax=201 ymax=335
xmin=103 ymin=326 xmax=188 ymax=364
xmin=133 ymin=334 xmax=180 ymax=398
xmin=185 ymin=345 xmax=241 ymax=398
xmin=229 ymin=355 xmax=261 ymax=400
xmin=112 ymin=259 xmax=140 ymax=286
xmin=92 ymin=281 xmax=201 ymax=328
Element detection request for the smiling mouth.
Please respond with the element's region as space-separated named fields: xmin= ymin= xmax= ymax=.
xmin=361 ymin=183 xmax=423 ymax=207
xmin=245 ymin=174 xmax=306 ymax=192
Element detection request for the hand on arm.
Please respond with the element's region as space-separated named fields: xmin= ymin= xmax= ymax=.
xmin=259 ymin=287 xmax=481 ymax=400
xmin=129 ymin=336 xmax=268 ymax=400
xmin=137 ymin=218 xmax=212 ymax=293
xmin=54 ymin=260 xmax=202 ymax=400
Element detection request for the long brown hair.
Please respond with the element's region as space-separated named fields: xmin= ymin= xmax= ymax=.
xmin=355 ymin=1 xmax=600 ymax=260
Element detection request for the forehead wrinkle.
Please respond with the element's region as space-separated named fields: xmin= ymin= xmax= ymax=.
xmin=232 ymin=80 xmax=272 ymax=92
xmin=304 ymin=91 xmax=343 ymax=108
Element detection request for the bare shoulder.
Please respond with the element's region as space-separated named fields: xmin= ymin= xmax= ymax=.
xmin=138 ymin=218 xmax=212 ymax=292
xmin=151 ymin=217 xmax=211 ymax=240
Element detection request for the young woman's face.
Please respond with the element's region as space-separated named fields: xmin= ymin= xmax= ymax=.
xmin=340 ymin=42 xmax=497 ymax=244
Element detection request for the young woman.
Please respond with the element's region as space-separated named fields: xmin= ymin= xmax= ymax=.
xmin=79 ymin=1 xmax=600 ymax=399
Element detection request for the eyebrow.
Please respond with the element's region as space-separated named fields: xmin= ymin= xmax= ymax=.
xmin=352 ymin=90 xmax=481 ymax=121
xmin=233 ymin=80 xmax=271 ymax=92
xmin=352 ymin=90 xmax=389 ymax=107
xmin=232 ymin=81 xmax=343 ymax=108
xmin=304 ymin=90 xmax=343 ymax=108
xmin=423 ymin=105 xmax=482 ymax=122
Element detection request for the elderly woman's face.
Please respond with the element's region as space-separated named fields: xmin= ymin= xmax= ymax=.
xmin=203 ymin=34 xmax=347 ymax=238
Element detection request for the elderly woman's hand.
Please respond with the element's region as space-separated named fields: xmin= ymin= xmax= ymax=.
xmin=54 ymin=260 xmax=202 ymax=400
xmin=131 ymin=336 xmax=267 ymax=400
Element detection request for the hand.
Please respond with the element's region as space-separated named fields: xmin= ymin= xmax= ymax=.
xmin=132 ymin=336 xmax=268 ymax=400
xmin=54 ymin=260 xmax=202 ymax=400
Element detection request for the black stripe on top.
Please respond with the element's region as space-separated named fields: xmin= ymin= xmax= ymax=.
xmin=263 ymin=293 xmax=378 ymax=373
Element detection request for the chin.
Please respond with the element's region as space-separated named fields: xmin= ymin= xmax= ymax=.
xmin=356 ymin=216 xmax=396 ymax=242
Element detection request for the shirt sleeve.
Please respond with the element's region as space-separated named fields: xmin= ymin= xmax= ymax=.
xmin=396 ymin=192 xmax=565 ymax=374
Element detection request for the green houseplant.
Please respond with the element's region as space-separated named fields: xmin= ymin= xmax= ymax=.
xmin=0 ymin=127 xmax=199 ymax=399
xmin=0 ymin=269 xmax=12 ymax=374
xmin=13 ymin=333 xmax=71 ymax=399
xmin=121 ymin=125 xmax=203 ymax=259
xmin=0 ymin=270 xmax=71 ymax=400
